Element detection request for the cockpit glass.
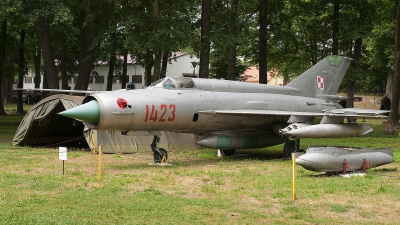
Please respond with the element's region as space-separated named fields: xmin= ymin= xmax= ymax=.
xmin=148 ymin=77 xmax=195 ymax=89
xmin=162 ymin=78 xmax=176 ymax=89
xmin=149 ymin=78 xmax=165 ymax=87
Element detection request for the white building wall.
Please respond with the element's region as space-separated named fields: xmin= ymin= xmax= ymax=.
xmin=22 ymin=53 xmax=199 ymax=91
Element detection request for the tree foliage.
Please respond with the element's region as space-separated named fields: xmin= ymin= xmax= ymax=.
xmin=0 ymin=0 xmax=399 ymax=116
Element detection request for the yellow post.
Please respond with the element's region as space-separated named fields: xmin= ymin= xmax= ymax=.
xmin=292 ymin=153 xmax=296 ymax=201
xmin=98 ymin=145 xmax=102 ymax=187
xmin=91 ymin=130 xmax=96 ymax=154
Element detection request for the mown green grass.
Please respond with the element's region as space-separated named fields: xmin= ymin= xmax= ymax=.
xmin=1 ymin=106 xmax=400 ymax=224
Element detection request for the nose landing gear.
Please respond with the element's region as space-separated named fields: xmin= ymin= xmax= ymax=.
xmin=151 ymin=136 xmax=168 ymax=163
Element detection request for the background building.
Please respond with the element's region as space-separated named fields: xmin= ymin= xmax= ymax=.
xmin=239 ymin=67 xmax=283 ymax=86
xmin=21 ymin=52 xmax=199 ymax=90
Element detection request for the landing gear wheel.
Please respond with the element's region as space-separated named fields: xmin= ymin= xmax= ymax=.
xmin=159 ymin=148 xmax=168 ymax=162
xmin=153 ymin=148 xmax=168 ymax=163
xmin=217 ymin=149 xmax=236 ymax=157
xmin=283 ymin=140 xmax=296 ymax=158
xmin=151 ymin=135 xmax=169 ymax=163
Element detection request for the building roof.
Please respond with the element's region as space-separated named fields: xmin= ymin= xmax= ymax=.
xmin=95 ymin=52 xmax=190 ymax=66
xmin=239 ymin=67 xmax=278 ymax=83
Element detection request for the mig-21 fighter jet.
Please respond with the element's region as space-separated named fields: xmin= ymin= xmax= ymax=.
xmin=58 ymin=55 xmax=389 ymax=162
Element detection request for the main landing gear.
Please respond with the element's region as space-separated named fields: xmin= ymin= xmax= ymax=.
xmin=283 ymin=139 xmax=300 ymax=158
xmin=217 ymin=149 xmax=236 ymax=157
xmin=151 ymin=136 xmax=168 ymax=163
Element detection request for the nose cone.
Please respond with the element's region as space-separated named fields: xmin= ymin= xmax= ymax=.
xmin=295 ymin=154 xmax=319 ymax=171
xmin=295 ymin=157 xmax=307 ymax=167
xmin=59 ymin=100 xmax=100 ymax=125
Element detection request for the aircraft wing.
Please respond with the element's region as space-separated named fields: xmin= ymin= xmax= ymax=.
xmin=324 ymin=108 xmax=390 ymax=117
xmin=13 ymin=88 xmax=101 ymax=94
xmin=198 ymin=108 xmax=389 ymax=119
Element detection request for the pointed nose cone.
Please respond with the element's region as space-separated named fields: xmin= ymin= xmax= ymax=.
xmin=59 ymin=100 xmax=100 ymax=125
xmin=295 ymin=157 xmax=307 ymax=167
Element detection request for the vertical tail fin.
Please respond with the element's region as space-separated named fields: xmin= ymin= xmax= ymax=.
xmin=285 ymin=56 xmax=352 ymax=98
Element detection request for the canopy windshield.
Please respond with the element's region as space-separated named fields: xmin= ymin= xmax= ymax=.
xmin=148 ymin=77 xmax=195 ymax=90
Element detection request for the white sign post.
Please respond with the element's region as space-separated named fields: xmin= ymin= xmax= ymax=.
xmin=59 ymin=147 xmax=67 ymax=174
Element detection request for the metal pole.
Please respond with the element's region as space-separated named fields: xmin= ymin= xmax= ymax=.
xmin=292 ymin=153 xmax=296 ymax=201
xmin=62 ymin=160 xmax=65 ymax=175
xmin=98 ymin=145 xmax=102 ymax=187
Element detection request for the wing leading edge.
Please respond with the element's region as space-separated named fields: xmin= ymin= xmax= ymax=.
xmin=198 ymin=108 xmax=389 ymax=119
xmin=199 ymin=108 xmax=389 ymax=139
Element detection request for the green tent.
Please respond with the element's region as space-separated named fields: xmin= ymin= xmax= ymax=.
xmin=12 ymin=94 xmax=86 ymax=147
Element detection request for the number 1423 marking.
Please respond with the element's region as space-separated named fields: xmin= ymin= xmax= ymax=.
xmin=144 ymin=104 xmax=176 ymax=122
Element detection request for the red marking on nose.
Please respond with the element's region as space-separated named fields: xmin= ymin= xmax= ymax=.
xmin=117 ymin=98 xmax=128 ymax=109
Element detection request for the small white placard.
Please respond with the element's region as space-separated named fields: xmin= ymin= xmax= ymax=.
xmin=59 ymin=147 xmax=67 ymax=160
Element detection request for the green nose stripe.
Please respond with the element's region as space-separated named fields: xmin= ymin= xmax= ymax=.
xmin=59 ymin=100 xmax=100 ymax=125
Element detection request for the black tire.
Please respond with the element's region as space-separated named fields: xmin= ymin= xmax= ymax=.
xmin=153 ymin=148 xmax=168 ymax=163
xmin=221 ymin=149 xmax=236 ymax=156
xmin=283 ymin=140 xmax=296 ymax=158
xmin=159 ymin=148 xmax=168 ymax=162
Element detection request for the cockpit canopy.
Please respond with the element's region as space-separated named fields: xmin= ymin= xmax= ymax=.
xmin=148 ymin=77 xmax=195 ymax=90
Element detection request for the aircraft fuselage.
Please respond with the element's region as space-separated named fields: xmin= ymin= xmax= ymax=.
xmin=82 ymin=87 xmax=339 ymax=134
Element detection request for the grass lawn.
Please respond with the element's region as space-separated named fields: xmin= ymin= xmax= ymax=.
xmin=0 ymin=104 xmax=399 ymax=224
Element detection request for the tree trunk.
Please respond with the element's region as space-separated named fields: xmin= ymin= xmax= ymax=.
xmin=385 ymin=69 xmax=393 ymax=99
xmin=5 ymin=53 xmax=17 ymax=103
xmin=332 ymin=0 xmax=339 ymax=55
xmin=3 ymin=75 xmax=13 ymax=104
xmin=387 ymin=0 xmax=400 ymax=128
xmin=107 ymin=32 xmax=116 ymax=91
xmin=346 ymin=38 xmax=362 ymax=108
xmin=0 ymin=20 xmax=6 ymax=115
xmin=61 ymin=42 xmax=69 ymax=89
xmin=258 ymin=0 xmax=267 ymax=84
xmin=74 ymin=3 xmax=96 ymax=91
xmin=17 ymin=29 xmax=25 ymax=114
xmin=33 ymin=45 xmax=41 ymax=89
xmin=199 ymin=0 xmax=211 ymax=79
xmin=37 ymin=17 xmax=59 ymax=89
xmin=41 ymin=70 xmax=48 ymax=100
xmin=121 ymin=49 xmax=128 ymax=89
xmin=161 ymin=51 xmax=169 ymax=78
xmin=153 ymin=50 xmax=161 ymax=80
xmin=106 ymin=55 xmax=115 ymax=91
xmin=227 ymin=0 xmax=238 ymax=81
xmin=144 ymin=51 xmax=154 ymax=86
xmin=153 ymin=0 xmax=162 ymax=80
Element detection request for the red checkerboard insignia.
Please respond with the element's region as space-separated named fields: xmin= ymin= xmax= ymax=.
xmin=317 ymin=76 xmax=324 ymax=89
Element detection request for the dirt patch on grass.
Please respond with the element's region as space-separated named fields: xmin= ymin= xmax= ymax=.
xmin=338 ymin=93 xmax=383 ymax=109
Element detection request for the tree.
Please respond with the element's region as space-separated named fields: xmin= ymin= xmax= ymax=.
xmin=227 ymin=0 xmax=238 ymax=81
xmin=363 ymin=0 xmax=397 ymax=97
xmin=37 ymin=17 xmax=59 ymax=89
xmin=16 ymin=29 xmax=25 ymax=114
xmin=121 ymin=50 xmax=128 ymax=89
xmin=199 ymin=0 xmax=211 ymax=78
xmin=258 ymin=0 xmax=267 ymax=84
xmin=0 ymin=20 xmax=6 ymax=115
xmin=332 ymin=0 xmax=339 ymax=55
xmin=387 ymin=0 xmax=400 ymax=128
xmin=74 ymin=2 xmax=97 ymax=91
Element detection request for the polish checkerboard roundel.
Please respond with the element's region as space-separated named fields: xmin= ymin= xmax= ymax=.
xmin=317 ymin=76 xmax=324 ymax=89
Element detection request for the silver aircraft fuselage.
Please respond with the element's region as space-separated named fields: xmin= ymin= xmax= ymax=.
xmin=82 ymin=86 xmax=338 ymax=134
